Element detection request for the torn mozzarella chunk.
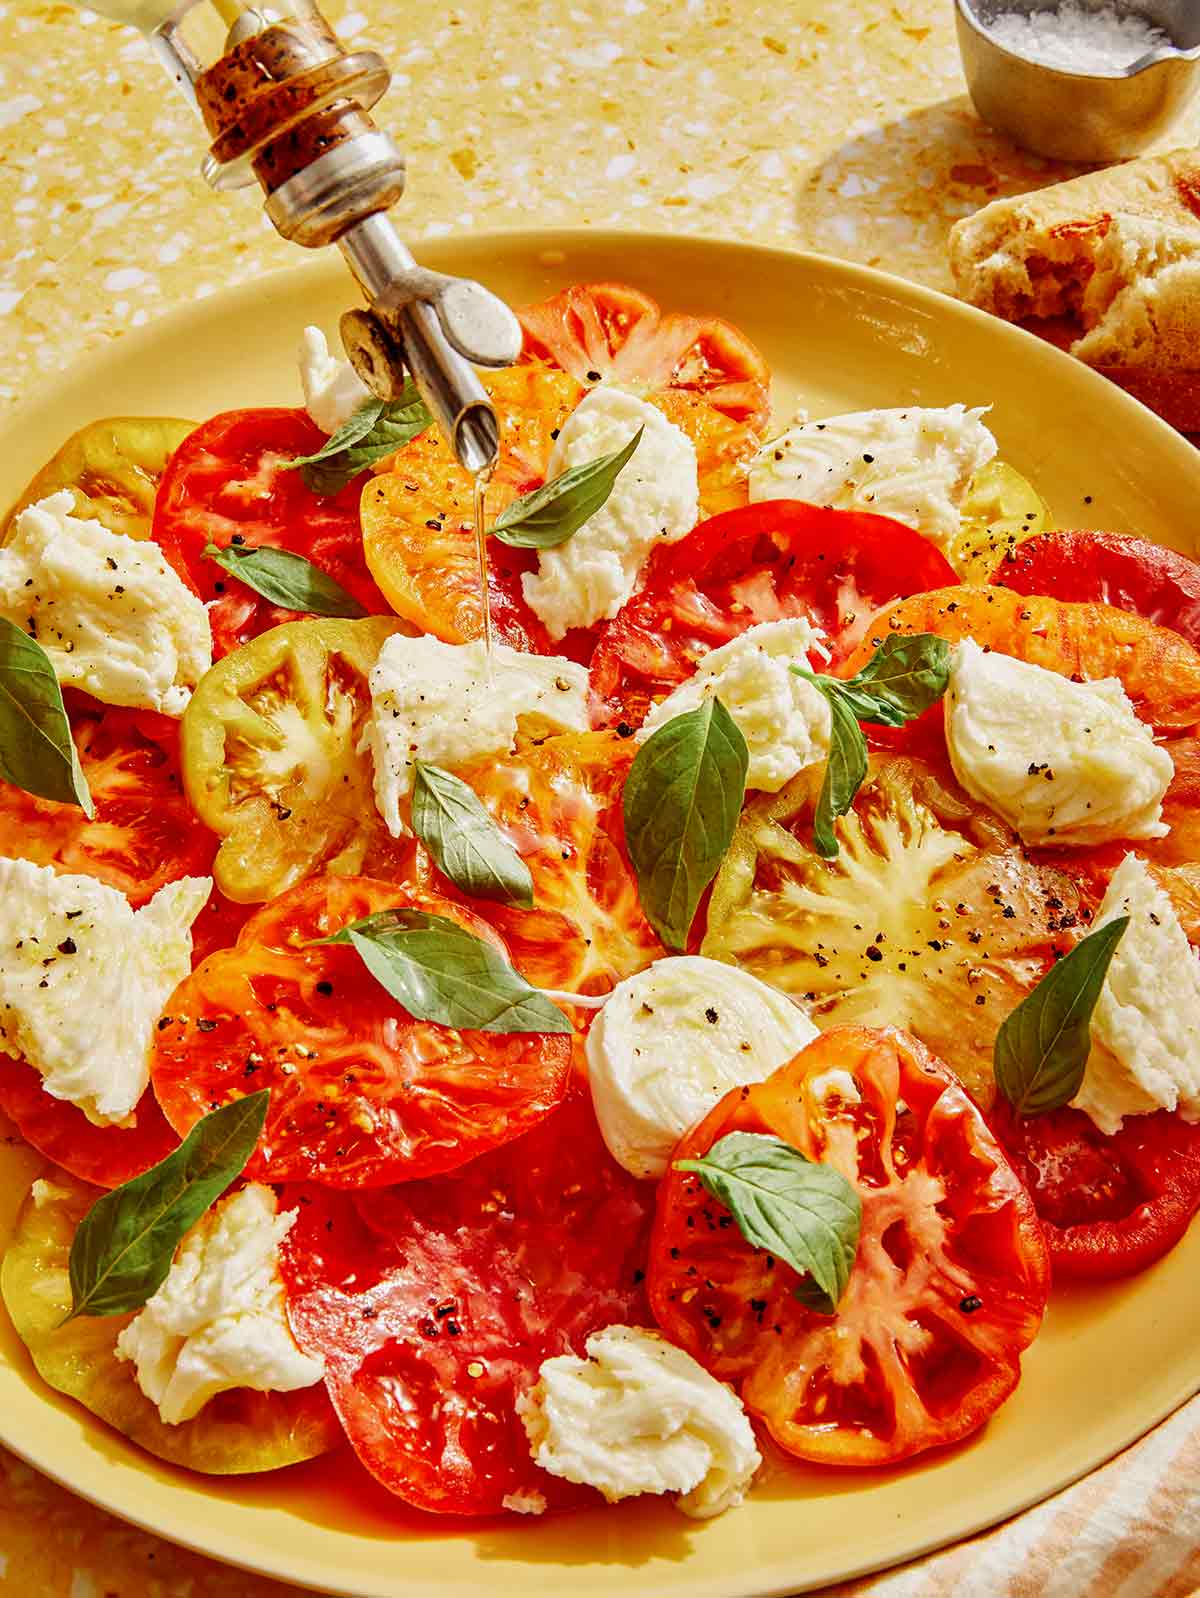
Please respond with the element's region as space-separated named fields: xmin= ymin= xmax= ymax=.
xmin=518 ymin=1325 xmax=760 ymax=1518
xmin=298 ymin=325 xmax=372 ymax=435
xmin=636 ymin=618 xmax=832 ymax=793
xmin=521 ymin=387 xmax=699 ymax=639
xmin=0 ymin=492 xmax=212 ymax=716
xmin=0 ymin=859 xmax=210 ymax=1125
xmin=116 ymin=1183 xmax=325 ymax=1425
xmin=367 ymin=633 xmax=589 ymax=835
xmin=585 ymin=955 xmax=817 ymax=1179
xmin=748 ymin=405 xmax=997 ymax=553
xmin=1075 ymin=854 xmax=1200 ymax=1135
xmin=945 ymin=639 xmax=1173 ymax=847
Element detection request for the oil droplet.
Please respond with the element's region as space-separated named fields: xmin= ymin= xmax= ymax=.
xmin=472 ymin=463 xmax=494 ymax=659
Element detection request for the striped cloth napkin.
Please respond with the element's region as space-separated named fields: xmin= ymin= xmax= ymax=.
xmin=829 ymin=1397 xmax=1200 ymax=1598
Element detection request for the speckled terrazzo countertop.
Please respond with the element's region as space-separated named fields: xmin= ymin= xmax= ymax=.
xmin=0 ymin=2 xmax=1199 ymax=1594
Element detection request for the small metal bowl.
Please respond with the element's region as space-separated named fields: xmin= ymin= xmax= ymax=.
xmin=956 ymin=0 xmax=1200 ymax=161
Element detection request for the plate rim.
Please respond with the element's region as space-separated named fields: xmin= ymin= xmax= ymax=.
xmin=0 ymin=226 xmax=1197 ymax=1598
xmin=4 ymin=225 xmax=1200 ymax=485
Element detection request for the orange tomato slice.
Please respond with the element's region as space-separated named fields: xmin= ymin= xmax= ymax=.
xmin=849 ymin=585 xmax=1200 ymax=734
xmin=361 ymin=284 xmax=772 ymax=651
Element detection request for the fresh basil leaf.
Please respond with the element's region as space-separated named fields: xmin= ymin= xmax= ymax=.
xmin=844 ymin=632 xmax=951 ymax=721
xmin=0 ymin=618 xmax=92 ymax=817
xmin=491 ymin=426 xmax=643 ymax=549
xmin=995 ymin=917 xmax=1129 ymax=1118
xmin=411 ymin=762 xmax=533 ymax=908
xmin=623 ymin=697 xmax=748 ymax=952
xmin=810 ymin=686 xmax=868 ymax=860
xmin=316 ymin=909 xmax=571 ymax=1034
xmin=675 ymin=1130 xmax=861 ymax=1315
xmin=67 ymin=1091 xmax=269 ymax=1319
xmin=287 ymin=387 xmax=433 ymax=495
xmin=289 ymin=397 xmax=385 ymax=466
xmin=792 ymin=634 xmax=950 ymax=859
xmin=823 ymin=677 xmax=907 ymax=729
xmin=202 ymin=542 xmax=367 ymax=619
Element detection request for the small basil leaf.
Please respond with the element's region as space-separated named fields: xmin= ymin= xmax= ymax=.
xmin=995 ymin=916 xmax=1130 ymax=1118
xmin=411 ymin=762 xmax=533 ymax=908
xmin=822 ymin=678 xmax=907 ymax=729
xmin=809 ymin=685 xmax=868 ymax=860
xmin=287 ymin=387 xmax=433 ymax=495
xmin=675 ymin=1130 xmax=861 ymax=1315
xmin=792 ymin=634 xmax=951 ymax=859
xmin=623 ymin=696 xmax=748 ymax=951
xmin=288 ymin=397 xmax=385 ymax=466
xmin=316 ymin=909 xmax=572 ymax=1034
xmin=491 ymin=426 xmax=643 ymax=549
xmin=0 ymin=618 xmax=93 ymax=817
xmin=844 ymin=633 xmax=951 ymax=721
xmin=67 ymin=1091 xmax=269 ymax=1319
xmin=202 ymin=542 xmax=367 ymax=619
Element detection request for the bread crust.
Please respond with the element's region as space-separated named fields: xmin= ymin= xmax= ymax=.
xmin=948 ymin=150 xmax=1200 ymax=403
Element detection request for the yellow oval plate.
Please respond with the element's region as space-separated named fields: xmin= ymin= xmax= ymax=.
xmin=1 ymin=230 xmax=1198 ymax=1598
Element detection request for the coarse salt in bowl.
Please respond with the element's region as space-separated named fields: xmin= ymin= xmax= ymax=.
xmin=955 ymin=0 xmax=1200 ymax=159
xmin=982 ymin=1 xmax=1172 ymax=75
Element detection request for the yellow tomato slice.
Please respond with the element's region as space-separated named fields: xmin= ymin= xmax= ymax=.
xmin=360 ymin=364 xmax=581 ymax=649
xmin=0 ymin=1169 xmax=340 ymax=1473
xmin=950 ymin=461 xmax=1051 ymax=582
xmin=702 ymin=754 xmax=1086 ymax=1107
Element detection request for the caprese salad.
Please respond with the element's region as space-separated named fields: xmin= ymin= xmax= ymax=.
xmin=0 ymin=282 xmax=1197 ymax=1521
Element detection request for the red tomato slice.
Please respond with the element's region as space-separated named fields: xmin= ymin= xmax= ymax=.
xmin=432 ymin=731 xmax=663 ymax=996
xmin=153 ymin=409 xmax=389 ymax=657
xmin=150 ymin=875 xmax=572 ymax=1188
xmin=187 ymin=886 xmax=256 ymax=968
xmin=589 ymin=501 xmax=960 ymax=727
xmin=0 ymin=704 xmax=214 ymax=907
xmin=649 ymin=1026 xmax=1050 ymax=1467
xmin=278 ymin=1083 xmax=654 ymax=1514
xmin=989 ymin=1101 xmax=1200 ymax=1280
xmin=0 ymin=1060 xmax=178 ymax=1189
xmin=516 ymin=281 xmax=771 ymax=431
xmin=992 ymin=530 xmax=1200 ymax=649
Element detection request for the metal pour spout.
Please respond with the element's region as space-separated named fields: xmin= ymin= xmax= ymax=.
xmin=138 ymin=0 xmax=520 ymax=472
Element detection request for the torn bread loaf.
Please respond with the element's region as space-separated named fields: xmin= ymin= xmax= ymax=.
xmin=948 ymin=150 xmax=1200 ymax=428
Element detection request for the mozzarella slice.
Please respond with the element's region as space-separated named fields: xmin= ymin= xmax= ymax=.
xmin=518 ymin=1325 xmax=759 ymax=1518
xmin=521 ymin=387 xmax=699 ymax=640
xmin=0 ymin=492 xmax=212 ymax=717
xmin=585 ymin=955 xmax=817 ymax=1179
xmin=748 ymin=405 xmax=997 ymax=553
xmin=367 ymin=633 xmax=589 ymax=836
xmin=1074 ymin=854 xmax=1200 ymax=1134
xmin=945 ymin=640 xmax=1173 ymax=847
xmin=298 ymin=325 xmax=372 ymax=435
xmin=636 ymin=618 xmax=832 ymax=793
xmin=115 ymin=1183 xmax=325 ymax=1425
xmin=0 ymin=860 xmax=210 ymax=1126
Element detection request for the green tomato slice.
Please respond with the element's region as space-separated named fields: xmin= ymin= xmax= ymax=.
xmin=950 ymin=460 xmax=1051 ymax=582
xmin=5 ymin=417 xmax=196 ymax=542
xmin=182 ymin=615 xmax=407 ymax=904
xmin=0 ymin=1167 xmax=340 ymax=1474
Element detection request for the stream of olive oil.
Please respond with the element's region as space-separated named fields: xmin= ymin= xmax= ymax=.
xmin=472 ymin=465 xmax=494 ymax=659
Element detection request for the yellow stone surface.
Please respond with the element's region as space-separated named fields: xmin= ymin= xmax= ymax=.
xmin=0 ymin=0 xmax=1199 ymax=1592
